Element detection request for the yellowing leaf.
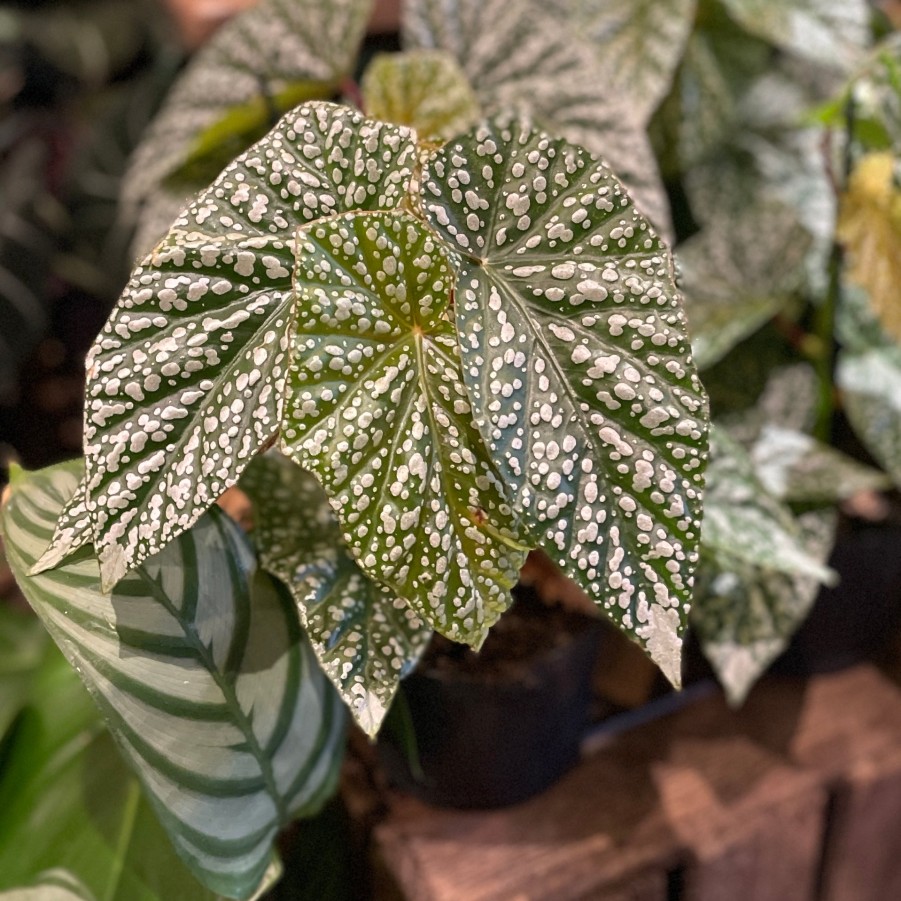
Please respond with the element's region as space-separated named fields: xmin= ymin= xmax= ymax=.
xmin=838 ymin=152 xmax=901 ymax=343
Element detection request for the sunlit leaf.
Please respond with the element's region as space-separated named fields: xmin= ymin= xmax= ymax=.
xmin=240 ymin=453 xmax=432 ymax=737
xmin=3 ymin=462 xmax=345 ymax=898
xmin=361 ymin=50 xmax=480 ymax=142
xmin=421 ymin=121 xmax=708 ymax=685
xmin=124 ymin=0 xmax=374 ymax=254
xmin=546 ymin=0 xmax=697 ymax=124
xmin=35 ymin=103 xmax=418 ymax=589
xmin=837 ymin=152 xmax=901 ymax=344
xmin=403 ymin=0 xmax=672 ymax=234
xmin=281 ymin=211 xmax=529 ymax=646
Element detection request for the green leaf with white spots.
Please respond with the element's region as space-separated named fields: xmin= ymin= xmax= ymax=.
xmin=123 ymin=0 xmax=374 ymax=254
xmin=240 ymin=452 xmax=432 ymax=737
xmin=546 ymin=0 xmax=697 ymax=125
xmin=35 ymin=102 xmax=418 ymax=589
xmin=837 ymin=345 xmax=901 ymax=489
xmin=281 ymin=210 xmax=529 ymax=646
xmin=361 ymin=51 xmax=480 ymax=142
xmin=403 ymin=0 xmax=672 ymax=235
xmin=693 ymin=508 xmax=836 ymax=706
xmin=750 ymin=425 xmax=890 ymax=503
xmin=719 ymin=0 xmax=870 ymax=74
xmin=420 ymin=121 xmax=708 ymax=686
xmin=2 ymin=461 xmax=345 ymax=899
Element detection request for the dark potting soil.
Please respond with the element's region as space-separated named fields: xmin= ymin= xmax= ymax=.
xmin=420 ymin=584 xmax=598 ymax=681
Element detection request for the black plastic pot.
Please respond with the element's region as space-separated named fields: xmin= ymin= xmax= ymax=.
xmin=379 ymin=590 xmax=603 ymax=809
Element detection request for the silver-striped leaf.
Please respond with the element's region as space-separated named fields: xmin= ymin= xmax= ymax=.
xmin=35 ymin=103 xmax=419 ymax=590
xmin=2 ymin=461 xmax=346 ymax=900
xmin=240 ymin=453 xmax=431 ymax=737
xmin=420 ymin=122 xmax=708 ymax=685
xmin=280 ymin=210 xmax=529 ymax=645
xmin=402 ymin=0 xmax=672 ymax=235
xmin=123 ymin=0 xmax=374 ymax=254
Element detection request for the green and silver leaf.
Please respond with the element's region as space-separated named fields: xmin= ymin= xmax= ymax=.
xmin=361 ymin=50 xmax=480 ymax=142
xmin=281 ymin=211 xmax=529 ymax=646
xmin=750 ymin=425 xmax=890 ymax=503
xmin=837 ymin=345 xmax=901 ymax=489
xmin=3 ymin=461 xmax=345 ymax=899
xmin=36 ymin=103 xmax=418 ymax=589
xmin=123 ymin=0 xmax=374 ymax=254
xmin=546 ymin=0 xmax=697 ymax=124
xmin=240 ymin=452 xmax=432 ymax=737
xmin=694 ymin=508 xmax=836 ymax=706
xmin=421 ymin=121 xmax=708 ymax=685
xmin=403 ymin=0 xmax=672 ymax=235
xmin=719 ymin=0 xmax=870 ymax=74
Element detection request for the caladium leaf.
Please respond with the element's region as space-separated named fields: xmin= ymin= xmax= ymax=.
xmin=750 ymin=425 xmax=890 ymax=503
xmin=420 ymin=121 xmax=708 ymax=686
xmin=838 ymin=345 xmax=901 ymax=489
xmin=694 ymin=509 xmax=836 ymax=706
xmin=719 ymin=0 xmax=870 ymax=74
xmin=403 ymin=0 xmax=672 ymax=235
xmin=35 ymin=102 xmax=418 ymax=589
xmin=546 ymin=0 xmax=697 ymax=125
xmin=2 ymin=461 xmax=345 ymax=899
xmin=240 ymin=452 xmax=432 ymax=737
xmin=281 ymin=210 xmax=529 ymax=645
xmin=123 ymin=0 xmax=374 ymax=251
xmin=361 ymin=50 xmax=480 ymax=142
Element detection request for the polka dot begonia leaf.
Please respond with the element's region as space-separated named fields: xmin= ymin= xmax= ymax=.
xmin=32 ymin=103 xmax=419 ymax=590
xmin=240 ymin=452 xmax=432 ymax=737
xmin=281 ymin=210 xmax=530 ymax=646
xmin=420 ymin=121 xmax=708 ymax=685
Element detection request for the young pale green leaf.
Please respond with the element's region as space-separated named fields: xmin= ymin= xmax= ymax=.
xmin=3 ymin=461 xmax=345 ymax=899
xmin=240 ymin=453 xmax=432 ymax=737
xmin=750 ymin=425 xmax=891 ymax=503
xmin=838 ymin=346 xmax=901 ymax=489
xmin=403 ymin=0 xmax=672 ymax=235
xmin=546 ymin=0 xmax=697 ymax=125
xmin=123 ymin=0 xmax=374 ymax=253
xmin=281 ymin=210 xmax=529 ymax=646
xmin=35 ymin=102 xmax=419 ymax=589
xmin=719 ymin=0 xmax=869 ymax=74
xmin=420 ymin=122 xmax=708 ymax=686
xmin=693 ymin=509 xmax=836 ymax=705
xmin=361 ymin=51 xmax=480 ymax=142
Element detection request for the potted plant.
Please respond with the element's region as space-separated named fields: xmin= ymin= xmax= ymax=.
xmin=2 ymin=0 xmax=900 ymax=898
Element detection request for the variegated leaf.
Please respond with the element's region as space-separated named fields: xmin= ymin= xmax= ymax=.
xmin=361 ymin=50 xmax=480 ymax=142
xmin=281 ymin=210 xmax=529 ymax=645
xmin=719 ymin=0 xmax=870 ymax=73
xmin=240 ymin=453 xmax=431 ymax=737
xmin=750 ymin=425 xmax=890 ymax=503
xmin=838 ymin=345 xmax=901 ymax=489
xmin=694 ymin=509 xmax=836 ymax=705
xmin=2 ymin=461 xmax=345 ymax=899
xmin=36 ymin=103 xmax=418 ymax=589
xmin=546 ymin=0 xmax=697 ymax=124
xmin=403 ymin=0 xmax=672 ymax=235
xmin=420 ymin=122 xmax=708 ymax=686
xmin=123 ymin=0 xmax=374 ymax=254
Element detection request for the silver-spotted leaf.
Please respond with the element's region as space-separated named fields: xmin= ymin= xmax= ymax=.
xmin=421 ymin=122 xmax=708 ymax=685
xmin=694 ymin=508 xmax=836 ymax=705
xmin=546 ymin=0 xmax=697 ymax=125
xmin=123 ymin=0 xmax=374 ymax=253
xmin=402 ymin=0 xmax=672 ymax=235
xmin=36 ymin=103 xmax=419 ymax=589
xmin=240 ymin=453 xmax=431 ymax=737
xmin=361 ymin=50 xmax=480 ymax=142
xmin=2 ymin=461 xmax=345 ymax=899
xmin=281 ymin=210 xmax=529 ymax=645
